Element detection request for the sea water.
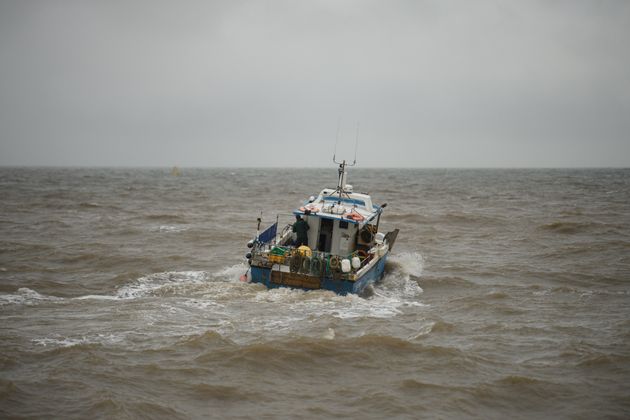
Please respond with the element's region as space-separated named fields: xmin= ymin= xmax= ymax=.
xmin=1 ymin=168 xmax=629 ymax=418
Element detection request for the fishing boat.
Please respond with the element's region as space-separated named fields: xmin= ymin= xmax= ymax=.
xmin=241 ymin=160 xmax=399 ymax=295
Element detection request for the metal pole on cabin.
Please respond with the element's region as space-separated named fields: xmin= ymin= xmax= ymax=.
xmin=256 ymin=216 xmax=262 ymax=241
xmin=375 ymin=203 xmax=387 ymax=232
xmin=337 ymin=160 xmax=346 ymax=203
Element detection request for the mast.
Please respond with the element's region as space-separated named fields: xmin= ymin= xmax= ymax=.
xmin=332 ymin=121 xmax=359 ymax=200
xmin=337 ymin=160 xmax=347 ymax=200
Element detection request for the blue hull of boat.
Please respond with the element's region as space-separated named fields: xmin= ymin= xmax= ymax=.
xmin=250 ymin=254 xmax=387 ymax=295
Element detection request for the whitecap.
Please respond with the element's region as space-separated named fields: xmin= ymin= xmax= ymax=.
xmin=0 ymin=288 xmax=63 ymax=306
xmin=73 ymin=294 xmax=120 ymax=301
xmin=154 ymin=225 xmax=189 ymax=233
xmin=116 ymin=271 xmax=210 ymax=299
xmin=389 ymin=252 xmax=425 ymax=278
xmin=211 ymin=263 xmax=249 ymax=282
xmin=323 ymin=328 xmax=335 ymax=340
xmin=32 ymin=333 xmax=124 ymax=348
xmin=32 ymin=337 xmax=90 ymax=347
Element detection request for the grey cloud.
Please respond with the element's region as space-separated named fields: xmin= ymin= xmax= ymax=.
xmin=0 ymin=0 xmax=629 ymax=167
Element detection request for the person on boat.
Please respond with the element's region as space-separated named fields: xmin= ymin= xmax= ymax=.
xmin=292 ymin=215 xmax=310 ymax=247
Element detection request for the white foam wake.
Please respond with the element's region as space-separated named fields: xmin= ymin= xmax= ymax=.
xmin=114 ymin=264 xmax=248 ymax=299
xmin=0 ymin=287 xmax=63 ymax=306
xmin=377 ymin=251 xmax=425 ymax=301
xmin=0 ymin=265 xmax=249 ymax=306
xmin=115 ymin=270 xmax=210 ymax=299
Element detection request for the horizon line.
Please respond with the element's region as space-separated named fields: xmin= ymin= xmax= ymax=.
xmin=1 ymin=165 xmax=629 ymax=170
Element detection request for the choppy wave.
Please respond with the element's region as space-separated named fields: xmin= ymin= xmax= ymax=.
xmin=153 ymin=225 xmax=190 ymax=233
xmin=0 ymin=264 xmax=249 ymax=306
xmin=540 ymin=221 xmax=586 ymax=234
xmin=1 ymin=255 xmax=431 ymax=355
xmin=537 ymin=220 xmax=624 ymax=235
xmin=78 ymin=202 xmax=102 ymax=208
xmin=32 ymin=334 xmax=124 ymax=349
xmin=115 ymin=271 xmax=211 ymax=299
xmin=144 ymin=214 xmax=186 ymax=222
xmin=0 ymin=287 xmax=62 ymax=306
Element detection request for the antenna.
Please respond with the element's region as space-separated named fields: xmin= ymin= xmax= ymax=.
xmin=333 ymin=120 xmax=358 ymax=167
xmin=353 ymin=121 xmax=359 ymax=165
xmin=331 ymin=120 xmax=361 ymax=201
xmin=333 ymin=117 xmax=341 ymax=163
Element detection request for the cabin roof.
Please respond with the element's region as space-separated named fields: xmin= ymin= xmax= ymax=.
xmin=293 ymin=188 xmax=382 ymax=225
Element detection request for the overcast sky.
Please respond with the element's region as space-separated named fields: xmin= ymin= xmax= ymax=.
xmin=0 ymin=0 xmax=628 ymax=167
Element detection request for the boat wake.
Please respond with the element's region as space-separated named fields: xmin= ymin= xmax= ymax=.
xmin=1 ymin=252 xmax=424 ymax=306
xmin=0 ymin=251 xmax=423 ymax=305
xmin=0 ymin=287 xmax=64 ymax=306
xmin=374 ymin=252 xmax=424 ymax=300
xmin=4 ymin=254 xmax=427 ymax=349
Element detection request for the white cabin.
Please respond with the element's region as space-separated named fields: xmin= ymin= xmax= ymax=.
xmin=294 ymin=184 xmax=383 ymax=256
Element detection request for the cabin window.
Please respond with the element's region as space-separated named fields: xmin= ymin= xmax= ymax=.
xmin=339 ymin=220 xmax=349 ymax=229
